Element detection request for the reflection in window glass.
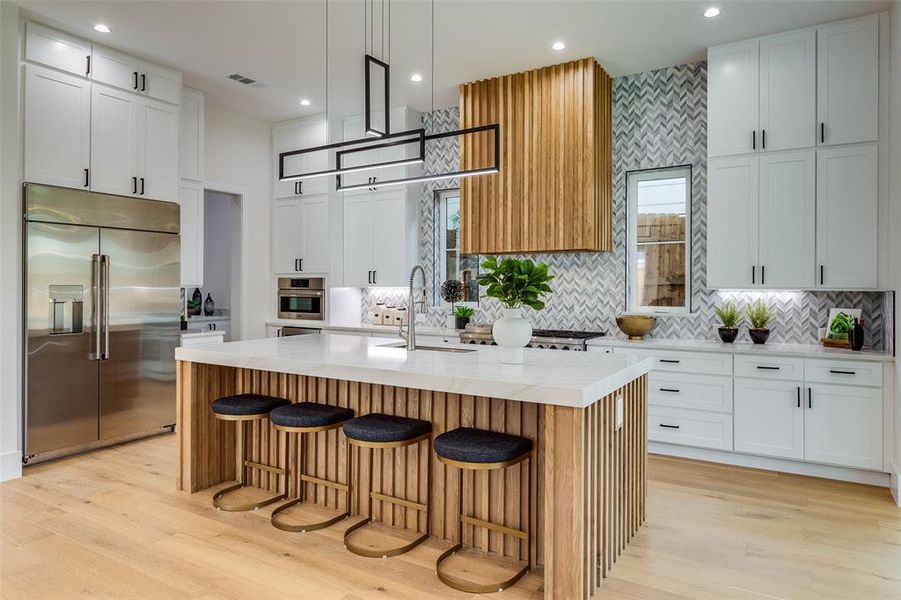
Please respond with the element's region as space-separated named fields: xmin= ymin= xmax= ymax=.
xmin=436 ymin=190 xmax=478 ymax=304
xmin=627 ymin=167 xmax=691 ymax=314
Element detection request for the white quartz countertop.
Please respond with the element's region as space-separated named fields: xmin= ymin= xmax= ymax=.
xmin=588 ymin=337 xmax=894 ymax=362
xmin=266 ymin=319 xmax=461 ymax=338
xmin=176 ymin=333 xmax=652 ymax=408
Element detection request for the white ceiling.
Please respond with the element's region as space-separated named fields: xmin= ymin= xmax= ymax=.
xmin=17 ymin=0 xmax=891 ymax=123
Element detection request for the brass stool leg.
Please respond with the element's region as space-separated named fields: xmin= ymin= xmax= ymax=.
xmin=435 ymin=455 xmax=532 ymax=594
xmin=213 ymin=417 xmax=288 ymax=512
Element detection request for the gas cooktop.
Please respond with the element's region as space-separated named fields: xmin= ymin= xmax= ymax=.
xmin=458 ymin=326 xmax=606 ymax=351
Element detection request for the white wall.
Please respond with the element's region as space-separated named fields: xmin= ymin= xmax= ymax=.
xmin=203 ymin=103 xmax=272 ymax=340
xmin=0 ymin=1 xmax=22 ymax=481
xmin=890 ymin=1 xmax=901 ymax=505
xmin=202 ymin=190 xmax=234 ymax=310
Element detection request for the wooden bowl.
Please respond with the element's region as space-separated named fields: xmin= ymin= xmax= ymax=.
xmin=615 ymin=315 xmax=657 ymax=340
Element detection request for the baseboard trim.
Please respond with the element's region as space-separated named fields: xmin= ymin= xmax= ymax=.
xmin=0 ymin=449 xmax=22 ymax=482
xmin=891 ymin=462 xmax=901 ymax=507
xmin=650 ymin=442 xmax=891 ymax=488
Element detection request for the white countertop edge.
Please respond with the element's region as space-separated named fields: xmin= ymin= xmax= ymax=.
xmin=588 ymin=337 xmax=894 ymax=362
xmin=265 ymin=319 xmax=462 ymax=338
xmin=181 ymin=330 xmax=226 ymax=340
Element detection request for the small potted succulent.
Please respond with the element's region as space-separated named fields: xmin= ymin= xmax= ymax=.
xmin=713 ymin=302 xmax=740 ymax=343
xmin=440 ymin=279 xmax=464 ymax=328
xmin=746 ymin=300 xmax=775 ymax=344
xmin=454 ymin=305 xmax=474 ymax=330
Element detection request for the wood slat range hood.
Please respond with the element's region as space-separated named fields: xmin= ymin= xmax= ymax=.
xmin=459 ymin=57 xmax=613 ymax=254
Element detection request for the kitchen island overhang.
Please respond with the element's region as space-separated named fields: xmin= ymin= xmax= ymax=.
xmin=175 ymin=334 xmax=651 ymax=599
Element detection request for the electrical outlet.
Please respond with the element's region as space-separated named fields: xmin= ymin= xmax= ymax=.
xmin=615 ymin=395 xmax=624 ymax=430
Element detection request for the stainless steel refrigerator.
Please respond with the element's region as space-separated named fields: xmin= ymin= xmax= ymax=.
xmin=24 ymin=184 xmax=180 ymax=464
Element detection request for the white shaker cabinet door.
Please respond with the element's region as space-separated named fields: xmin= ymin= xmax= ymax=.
xmin=805 ymin=384 xmax=882 ymax=470
xmin=707 ymin=41 xmax=759 ymax=158
xmin=137 ymin=97 xmax=179 ymax=202
xmin=817 ymin=15 xmax=879 ymax=146
xmin=299 ymin=195 xmax=331 ymax=274
xmin=372 ymin=191 xmax=409 ymax=287
xmin=759 ymin=29 xmax=815 ymax=152
xmin=90 ymin=84 xmax=139 ymax=197
xmin=816 ymin=145 xmax=877 ymax=289
xmin=24 ymin=22 xmax=91 ymax=77
xmin=757 ymin=150 xmax=815 ymax=288
xmin=343 ymin=195 xmax=375 ymax=287
xmin=272 ymin=198 xmax=302 ymax=275
xmin=734 ymin=378 xmax=804 ymax=460
xmin=178 ymin=179 xmax=204 ymax=287
xmin=706 ymin=156 xmax=759 ymax=289
xmin=23 ymin=65 xmax=91 ymax=190
xmin=91 ymin=45 xmax=142 ymax=94
xmin=179 ymin=88 xmax=204 ymax=182
xmin=139 ymin=60 xmax=181 ymax=105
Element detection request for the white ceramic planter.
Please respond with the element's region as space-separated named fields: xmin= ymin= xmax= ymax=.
xmin=492 ymin=307 xmax=532 ymax=364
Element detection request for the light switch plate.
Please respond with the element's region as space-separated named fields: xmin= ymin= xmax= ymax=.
xmin=615 ymin=395 xmax=624 ymax=430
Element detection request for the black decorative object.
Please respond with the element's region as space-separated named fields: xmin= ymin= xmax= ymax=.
xmin=749 ymin=328 xmax=770 ymax=345
xmin=364 ymin=54 xmax=390 ymax=137
xmin=849 ymin=318 xmax=865 ymax=351
xmin=455 ymin=316 xmax=471 ymax=330
xmin=717 ymin=327 xmax=738 ymax=343
xmin=204 ymin=293 xmax=215 ymax=316
xmin=189 ymin=287 xmax=202 ymax=317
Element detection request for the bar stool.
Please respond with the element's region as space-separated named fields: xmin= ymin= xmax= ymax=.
xmin=433 ymin=427 xmax=533 ymax=594
xmin=342 ymin=413 xmax=433 ymax=558
xmin=211 ymin=393 xmax=291 ymax=511
xmin=269 ymin=402 xmax=355 ymax=532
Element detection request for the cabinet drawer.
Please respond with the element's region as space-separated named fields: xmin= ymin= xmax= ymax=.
xmin=804 ymin=359 xmax=882 ymax=387
xmin=648 ymin=372 xmax=733 ymax=413
xmin=648 ymin=407 xmax=733 ymax=451
xmin=652 ymin=350 xmax=732 ymax=376
xmin=734 ymin=354 xmax=804 ymax=380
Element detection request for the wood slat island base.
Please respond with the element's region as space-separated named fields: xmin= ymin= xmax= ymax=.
xmin=176 ymin=360 xmax=647 ymax=599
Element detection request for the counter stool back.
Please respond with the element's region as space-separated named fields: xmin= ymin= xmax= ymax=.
xmin=211 ymin=393 xmax=291 ymax=512
xmin=269 ymin=402 xmax=355 ymax=532
xmin=341 ymin=413 xmax=433 ymax=558
xmin=433 ymin=427 xmax=533 ymax=594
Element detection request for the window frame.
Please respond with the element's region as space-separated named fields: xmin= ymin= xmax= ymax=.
xmin=625 ymin=164 xmax=693 ymax=316
xmin=433 ymin=188 xmax=478 ymax=307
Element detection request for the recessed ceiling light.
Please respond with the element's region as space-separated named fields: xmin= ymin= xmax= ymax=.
xmin=410 ymin=73 xmax=423 ymax=82
xmin=94 ymin=23 xmax=111 ymax=33
xmin=703 ymin=7 xmax=720 ymax=18
xmin=300 ymin=99 xmax=311 ymax=106
xmin=551 ymin=41 xmax=566 ymax=51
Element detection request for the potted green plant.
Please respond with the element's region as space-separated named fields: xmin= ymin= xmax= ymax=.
xmin=713 ymin=302 xmax=741 ymax=343
xmin=746 ymin=300 xmax=775 ymax=344
xmin=454 ymin=305 xmax=474 ymax=330
xmin=440 ymin=279 xmax=464 ymax=328
xmin=476 ymin=257 xmax=554 ymax=364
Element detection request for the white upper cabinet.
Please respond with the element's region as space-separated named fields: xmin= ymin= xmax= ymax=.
xmin=90 ymin=83 xmax=139 ymax=197
xmin=24 ymin=21 xmax=90 ymax=77
xmin=805 ymin=383 xmax=882 ymax=470
xmin=273 ymin=117 xmax=331 ymax=198
xmin=759 ymin=30 xmax=816 ymax=152
xmin=757 ymin=151 xmax=815 ymax=288
xmin=706 ymin=156 xmax=758 ymax=289
xmin=339 ymin=107 xmax=422 ymax=193
xmin=179 ymin=88 xmax=204 ymax=182
xmin=137 ymin=98 xmax=179 ymax=201
xmin=178 ymin=179 xmax=204 ymax=287
xmin=817 ymin=15 xmax=879 ymax=146
xmin=707 ymin=41 xmax=759 ymax=157
xmin=23 ymin=64 xmax=91 ymax=189
xmin=342 ymin=190 xmax=413 ymax=288
xmin=342 ymin=194 xmax=375 ymax=287
xmin=91 ymin=45 xmax=181 ymax=104
xmin=816 ymin=145 xmax=878 ymax=289
xmin=272 ymin=195 xmax=331 ymax=275
xmin=139 ymin=61 xmax=181 ymax=104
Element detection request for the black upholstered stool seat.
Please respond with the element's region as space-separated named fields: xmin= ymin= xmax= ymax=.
xmin=211 ymin=393 xmax=290 ymax=417
xmin=343 ymin=413 xmax=432 ymax=444
xmin=270 ymin=402 xmax=354 ymax=429
xmin=435 ymin=427 xmax=533 ymax=464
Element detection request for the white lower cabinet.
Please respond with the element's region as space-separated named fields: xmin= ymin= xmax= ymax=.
xmin=805 ymin=383 xmax=882 ymax=470
xmin=734 ymin=378 xmax=804 ymax=460
xmin=648 ymin=406 xmax=733 ymax=451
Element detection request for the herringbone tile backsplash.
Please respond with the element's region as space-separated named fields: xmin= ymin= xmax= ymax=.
xmin=362 ymin=62 xmax=893 ymax=351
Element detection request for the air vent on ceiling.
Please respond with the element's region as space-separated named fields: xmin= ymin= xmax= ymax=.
xmin=225 ymin=73 xmax=258 ymax=85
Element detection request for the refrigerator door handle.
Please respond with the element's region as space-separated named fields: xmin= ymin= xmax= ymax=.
xmin=91 ymin=254 xmax=102 ymax=360
xmin=101 ymin=254 xmax=111 ymax=359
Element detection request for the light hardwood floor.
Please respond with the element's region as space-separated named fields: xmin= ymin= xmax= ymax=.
xmin=1 ymin=433 xmax=899 ymax=599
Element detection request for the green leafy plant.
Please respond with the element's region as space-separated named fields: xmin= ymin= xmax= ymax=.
xmin=829 ymin=312 xmax=853 ymax=339
xmin=454 ymin=305 xmax=475 ymax=318
xmin=746 ymin=300 xmax=775 ymax=329
xmin=476 ymin=257 xmax=554 ymax=310
xmin=713 ymin=302 xmax=741 ymax=328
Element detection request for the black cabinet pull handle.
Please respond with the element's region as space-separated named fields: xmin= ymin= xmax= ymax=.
xmin=820 ymin=265 xmax=824 ymax=285
xmin=133 ymin=71 xmax=139 ymax=90
xmin=294 ymin=181 xmax=298 ymax=195
xmin=762 ymin=129 xmax=766 ymax=150
xmin=659 ymin=359 xmax=680 ymax=364
xmin=140 ymin=177 xmax=145 ymax=195
xmin=140 ymin=73 xmax=146 ymax=92
xmin=299 ymin=258 xmax=303 ymax=271
xmin=299 ymin=181 xmax=303 ymax=194
xmin=373 ymin=270 xmax=377 ymax=284
xmin=752 ymin=265 xmax=756 ymax=284
xmin=659 ymin=388 xmax=680 ymax=393
xmin=752 ymin=130 xmax=756 ymax=150
xmin=659 ymin=424 xmax=680 ymax=430
xmin=820 ymin=122 xmax=825 ymax=143
xmin=86 ymin=55 xmax=91 ymax=76
xmin=796 ymin=386 xmax=801 ymax=408
xmin=132 ymin=176 xmax=137 ymax=194
xmin=756 ymin=365 xmax=780 ymax=370
xmin=84 ymin=168 xmax=89 ymax=187
xmin=761 ymin=265 xmax=765 ymax=285
xmin=367 ymin=270 xmax=372 ymax=284
xmin=808 ymin=387 xmax=812 ymax=409
xmin=829 ymin=369 xmax=856 ymax=375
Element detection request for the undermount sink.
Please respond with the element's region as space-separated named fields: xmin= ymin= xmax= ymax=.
xmin=378 ymin=342 xmax=476 ymax=353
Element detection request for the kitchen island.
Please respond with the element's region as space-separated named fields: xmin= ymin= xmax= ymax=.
xmin=175 ymin=333 xmax=651 ymax=599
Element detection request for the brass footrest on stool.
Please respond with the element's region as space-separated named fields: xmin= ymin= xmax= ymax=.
xmin=436 ymin=543 xmax=530 ymax=594
xmin=213 ymin=460 xmax=287 ymax=512
xmin=271 ymin=474 xmax=351 ymax=532
xmin=343 ymin=515 xmax=430 ymax=558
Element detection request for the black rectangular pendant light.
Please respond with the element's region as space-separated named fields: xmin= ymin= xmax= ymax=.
xmin=364 ymin=54 xmax=390 ymax=137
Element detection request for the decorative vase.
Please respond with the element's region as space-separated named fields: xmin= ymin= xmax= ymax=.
xmin=849 ymin=318 xmax=865 ymax=351
xmin=455 ymin=316 xmax=470 ymax=330
xmin=189 ymin=287 xmax=202 ymax=316
xmin=749 ymin=328 xmax=770 ymax=344
xmin=717 ymin=327 xmax=738 ymax=343
xmin=492 ymin=308 xmax=532 ymax=364
xmin=203 ymin=293 xmax=215 ymax=316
